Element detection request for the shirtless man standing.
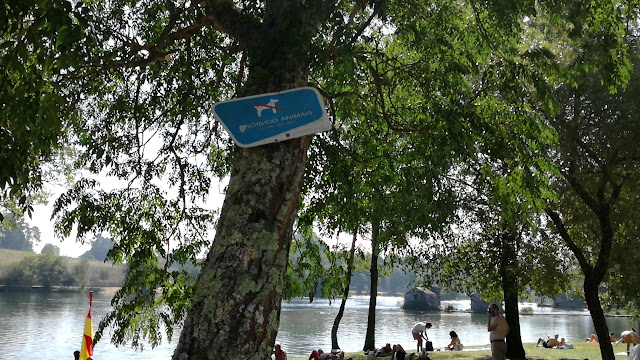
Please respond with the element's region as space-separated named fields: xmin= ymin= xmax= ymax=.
xmin=487 ymin=303 xmax=510 ymax=360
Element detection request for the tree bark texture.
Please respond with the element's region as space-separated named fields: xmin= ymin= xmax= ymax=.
xmin=584 ymin=277 xmax=615 ymax=360
xmin=171 ymin=0 xmax=331 ymax=357
xmin=332 ymin=233 xmax=358 ymax=350
xmin=500 ymin=231 xmax=526 ymax=360
xmin=172 ymin=136 xmax=308 ymax=360
xmin=363 ymin=221 xmax=380 ymax=352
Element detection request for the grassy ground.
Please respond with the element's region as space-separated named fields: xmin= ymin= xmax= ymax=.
xmin=291 ymin=343 xmax=633 ymax=360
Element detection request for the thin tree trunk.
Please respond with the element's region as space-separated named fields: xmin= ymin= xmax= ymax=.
xmin=585 ymin=276 xmax=615 ymax=360
xmin=363 ymin=221 xmax=380 ymax=352
xmin=545 ymin=196 xmax=616 ymax=360
xmin=501 ymin=231 xmax=526 ymax=360
xmin=331 ymin=232 xmax=358 ymax=350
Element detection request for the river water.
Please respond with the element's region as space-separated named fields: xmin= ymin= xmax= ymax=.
xmin=0 ymin=290 xmax=637 ymax=359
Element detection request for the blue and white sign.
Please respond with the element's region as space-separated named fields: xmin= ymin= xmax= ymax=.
xmin=213 ymin=87 xmax=332 ymax=148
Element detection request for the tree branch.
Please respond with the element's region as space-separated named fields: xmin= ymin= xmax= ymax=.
xmin=201 ymin=0 xmax=260 ymax=43
xmin=566 ymin=161 xmax=600 ymax=214
xmin=544 ymin=207 xmax=593 ymax=278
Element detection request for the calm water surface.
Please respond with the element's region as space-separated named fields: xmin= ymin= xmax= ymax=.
xmin=0 ymin=291 xmax=637 ymax=359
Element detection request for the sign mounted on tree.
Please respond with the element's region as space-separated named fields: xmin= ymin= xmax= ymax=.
xmin=213 ymin=87 xmax=331 ymax=148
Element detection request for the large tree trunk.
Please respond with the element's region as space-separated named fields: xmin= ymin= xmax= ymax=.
xmin=500 ymin=231 xmax=526 ymax=360
xmin=172 ymin=2 xmax=322 ymax=358
xmin=363 ymin=221 xmax=380 ymax=352
xmin=331 ymin=232 xmax=358 ymax=350
xmin=172 ymin=137 xmax=308 ymax=360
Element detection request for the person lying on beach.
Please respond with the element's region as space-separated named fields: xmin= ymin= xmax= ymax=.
xmin=365 ymin=343 xmax=393 ymax=357
xmin=391 ymin=344 xmax=406 ymax=360
xmin=537 ymin=334 xmax=565 ymax=348
xmin=310 ymin=349 xmax=344 ymax=360
xmin=379 ymin=343 xmax=393 ymax=356
xmin=585 ymin=334 xmax=598 ymax=343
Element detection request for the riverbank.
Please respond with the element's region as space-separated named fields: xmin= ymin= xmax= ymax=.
xmin=288 ymin=343 xmax=631 ymax=360
xmin=0 ymin=285 xmax=121 ymax=296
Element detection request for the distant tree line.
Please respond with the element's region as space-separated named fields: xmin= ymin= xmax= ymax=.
xmin=0 ymin=213 xmax=40 ymax=252
xmin=1 ymin=253 xmax=92 ymax=289
xmin=0 ymin=217 xmax=117 ymax=289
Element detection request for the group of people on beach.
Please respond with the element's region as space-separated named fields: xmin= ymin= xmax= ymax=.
xmin=365 ymin=343 xmax=431 ymax=360
xmin=410 ymin=303 xmax=509 ymax=360
xmin=409 ymin=321 xmax=463 ymax=352
xmin=584 ymin=328 xmax=640 ymax=352
xmin=275 ymin=304 xmax=639 ymax=360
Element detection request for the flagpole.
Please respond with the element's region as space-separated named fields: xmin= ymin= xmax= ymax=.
xmin=80 ymin=291 xmax=94 ymax=360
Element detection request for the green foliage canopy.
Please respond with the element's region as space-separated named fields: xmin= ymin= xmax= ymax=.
xmin=2 ymin=0 xmax=639 ymax=357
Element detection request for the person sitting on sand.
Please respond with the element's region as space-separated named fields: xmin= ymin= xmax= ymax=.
xmin=537 ymin=334 xmax=565 ymax=348
xmin=445 ymin=331 xmax=463 ymax=351
xmin=274 ymin=344 xmax=287 ymax=360
xmin=616 ymin=330 xmax=640 ymax=354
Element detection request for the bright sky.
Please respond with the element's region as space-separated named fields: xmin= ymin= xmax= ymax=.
xmin=26 ymin=176 xmax=229 ymax=258
xmin=28 ymin=201 xmax=88 ymax=257
xmin=24 ymin=173 xmax=363 ymax=258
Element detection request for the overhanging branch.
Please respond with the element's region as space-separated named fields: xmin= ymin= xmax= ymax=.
xmin=544 ymin=207 xmax=593 ymax=278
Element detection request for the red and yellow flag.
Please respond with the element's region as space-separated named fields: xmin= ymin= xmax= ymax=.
xmin=80 ymin=291 xmax=94 ymax=360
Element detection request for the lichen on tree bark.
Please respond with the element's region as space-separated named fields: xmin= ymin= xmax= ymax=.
xmin=173 ymin=137 xmax=308 ymax=360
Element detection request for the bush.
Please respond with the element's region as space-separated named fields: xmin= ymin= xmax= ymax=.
xmin=521 ymin=306 xmax=534 ymax=315
xmin=35 ymin=253 xmax=74 ymax=288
